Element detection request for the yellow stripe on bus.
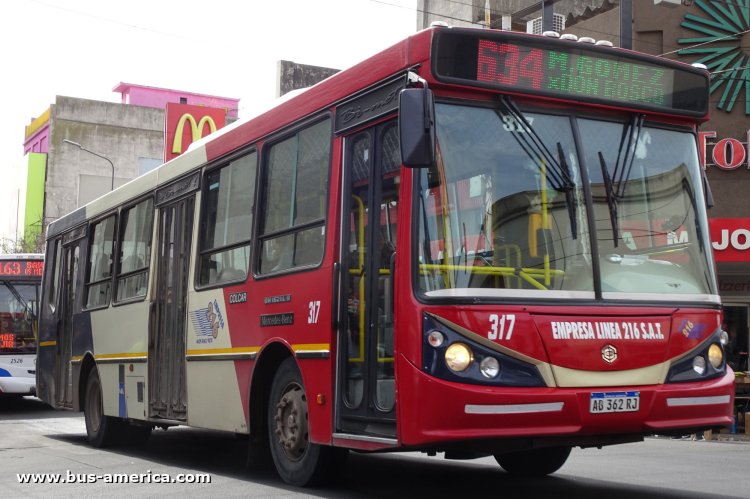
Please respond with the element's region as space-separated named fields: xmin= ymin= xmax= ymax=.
xmin=94 ymin=352 xmax=148 ymax=360
xmin=48 ymin=345 xmax=328 ymax=359
xmin=185 ymin=346 xmax=261 ymax=356
xmin=292 ymin=343 xmax=330 ymax=352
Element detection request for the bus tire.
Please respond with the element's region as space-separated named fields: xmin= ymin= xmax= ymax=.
xmin=84 ymin=368 xmax=122 ymax=448
xmin=494 ymin=446 xmax=571 ymax=476
xmin=267 ymin=357 xmax=342 ymax=486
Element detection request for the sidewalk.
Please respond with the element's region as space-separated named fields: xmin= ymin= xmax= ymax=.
xmin=712 ymin=432 xmax=750 ymax=443
xmin=650 ymin=431 xmax=750 ymax=443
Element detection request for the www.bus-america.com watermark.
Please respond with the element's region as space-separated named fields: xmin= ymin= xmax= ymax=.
xmin=17 ymin=470 xmax=211 ymax=484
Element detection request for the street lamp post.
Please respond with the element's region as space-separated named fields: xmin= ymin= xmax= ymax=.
xmin=63 ymin=139 xmax=115 ymax=191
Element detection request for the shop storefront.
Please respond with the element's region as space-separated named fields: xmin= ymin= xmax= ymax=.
xmin=712 ymin=219 xmax=750 ymax=372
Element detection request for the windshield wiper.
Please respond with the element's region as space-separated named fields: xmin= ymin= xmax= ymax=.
xmin=596 ymin=115 xmax=644 ymax=248
xmin=499 ymin=96 xmax=566 ymax=188
xmin=498 ymin=96 xmax=578 ymax=239
xmin=598 ymin=151 xmax=620 ymax=247
xmin=614 ymin=114 xmax=644 ymax=199
xmin=557 ymin=142 xmax=577 ymax=238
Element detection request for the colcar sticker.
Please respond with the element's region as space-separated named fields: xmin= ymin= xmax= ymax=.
xmin=229 ymin=292 xmax=247 ymax=304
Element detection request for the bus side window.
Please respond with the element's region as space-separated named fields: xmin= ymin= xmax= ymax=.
xmin=258 ymin=118 xmax=331 ymax=274
xmin=198 ymin=151 xmax=256 ymax=286
xmin=48 ymin=239 xmax=62 ymax=313
xmin=116 ymin=198 xmax=154 ymax=301
xmin=85 ymin=215 xmax=116 ymax=309
xmin=296 ymin=227 xmax=324 ymax=267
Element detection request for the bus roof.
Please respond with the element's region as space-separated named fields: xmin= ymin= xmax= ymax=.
xmin=0 ymin=254 xmax=44 ymax=260
xmin=47 ymin=25 xmax=708 ymax=239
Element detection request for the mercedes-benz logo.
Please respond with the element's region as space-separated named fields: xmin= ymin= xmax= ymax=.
xmin=601 ymin=344 xmax=618 ymax=364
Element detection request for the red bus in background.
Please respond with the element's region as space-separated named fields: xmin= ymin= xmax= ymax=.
xmin=0 ymin=254 xmax=43 ymax=397
xmin=37 ymin=26 xmax=732 ymax=486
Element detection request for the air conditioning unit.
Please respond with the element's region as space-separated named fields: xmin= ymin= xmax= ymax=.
xmin=526 ymin=13 xmax=566 ymax=35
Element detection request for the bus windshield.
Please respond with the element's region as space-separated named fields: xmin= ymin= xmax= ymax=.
xmin=416 ymin=101 xmax=716 ymax=301
xmin=0 ymin=281 xmax=39 ymax=354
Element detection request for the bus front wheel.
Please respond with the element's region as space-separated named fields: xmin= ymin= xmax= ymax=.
xmin=267 ymin=358 xmax=344 ymax=486
xmin=84 ymin=368 xmax=122 ymax=448
xmin=494 ymin=446 xmax=571 ymax=476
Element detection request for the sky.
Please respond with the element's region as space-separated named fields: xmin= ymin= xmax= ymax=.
xmin=0 ymin=0 xmax=422 ymax=237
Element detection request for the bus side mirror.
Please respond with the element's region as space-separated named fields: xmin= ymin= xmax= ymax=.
xmin=399 ymin=88 xmax=435 ymax=168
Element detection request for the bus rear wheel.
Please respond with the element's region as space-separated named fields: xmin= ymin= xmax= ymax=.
xmin=267 ymin=358 xmax=344 ymax=486
xmin=494 ymin=446 xmax=571 ymax=476
xmin=84 ymin=368 xmax=122 ymax=448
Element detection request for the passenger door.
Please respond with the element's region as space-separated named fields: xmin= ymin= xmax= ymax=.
xmin=149 ymin=187 xmax=195 ymax=421
xmin=55 ymin=240 xmax=80 ymax=408
xmin=337 ymin=121 xmax=400 ymax=437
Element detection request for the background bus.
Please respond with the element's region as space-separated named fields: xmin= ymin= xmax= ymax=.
xmin=37 ymin=26 xmax=732 ymax=486
xmin=0 ymin=254 xmax=43 ymax=397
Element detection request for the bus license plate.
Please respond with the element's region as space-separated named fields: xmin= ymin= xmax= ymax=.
xmin=590 ymin=391 xmax=640 ymax=413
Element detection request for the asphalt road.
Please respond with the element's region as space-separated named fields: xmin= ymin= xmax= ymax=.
xmin=2 ymin=396 xmax=749 ymax=498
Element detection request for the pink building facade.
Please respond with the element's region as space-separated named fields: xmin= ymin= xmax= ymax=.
xmin=113 ymin=82 xmax=240 ymax=121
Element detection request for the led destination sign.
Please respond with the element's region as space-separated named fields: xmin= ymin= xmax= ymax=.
xmin=433 ymin=30 xmax=709 ymax=117
xmin=0 ymin=259 xmax=43 ymax=278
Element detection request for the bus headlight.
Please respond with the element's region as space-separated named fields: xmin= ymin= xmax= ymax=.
xmin=692 ymin=355 xmax=706 ymax=375
xmin=427 ymin=330 xmax=445 ymax=348
xmin=719 ymin=330 xmax=729 ymax=346
xmin=445 ymin=343 xmax=473 ymax=372
xmin=667 ymin=328 xmax=727 ymax=383
xmin=707 ymin=343 xmax=723 ymax=368
xmin=479 ymin=357 xmax=500 ymax=378
xmin=422 ymin=314 xmax=546 ymax=387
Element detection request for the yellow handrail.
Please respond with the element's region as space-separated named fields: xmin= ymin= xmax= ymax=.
xmin=419 ymin=263 xmax=563 ymax=290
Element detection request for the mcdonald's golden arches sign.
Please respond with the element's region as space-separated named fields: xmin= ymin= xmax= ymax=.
xmin=164 ymin=103 xmax=227 ymax=162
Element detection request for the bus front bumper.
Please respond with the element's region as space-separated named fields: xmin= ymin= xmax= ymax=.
xmin=0 ymin=372 xmax=36 ymax=396
xmin=399 ymin=359 xmax=735 ymax=447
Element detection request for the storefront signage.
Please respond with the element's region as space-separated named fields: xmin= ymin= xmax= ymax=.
xmin=164 ymin=103 xmax=227 ymax=162
xmin=699 ymin=130 xmax=750 ymax=170
xmin=709 ymin=218 xmax=750 ymax=262
xmin=717 ymin=275 xmax=750 ymax=296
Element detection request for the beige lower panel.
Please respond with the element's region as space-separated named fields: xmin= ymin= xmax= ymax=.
xmin=186 ymin=360 xmax=247 ymax=433
xmin=96 ymin=363 xmax=120 ymax=417
xmin=552 ymin=361 xmax=671 ymax=387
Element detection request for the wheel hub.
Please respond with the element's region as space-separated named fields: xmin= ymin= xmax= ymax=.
xmin=273 ymin=384 xmax=308 ymax=459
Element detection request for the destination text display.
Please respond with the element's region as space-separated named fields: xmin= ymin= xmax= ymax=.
xmin=432 ymin=30 xmax=708 ymax=117
xmin=0 ymin=260 xmax=43 ymax=278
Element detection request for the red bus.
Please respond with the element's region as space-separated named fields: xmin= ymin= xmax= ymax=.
xmin=0 ymin=254 xmax=43 ymax=397
xmin=37 ymin=26 xmax=732 ymax=485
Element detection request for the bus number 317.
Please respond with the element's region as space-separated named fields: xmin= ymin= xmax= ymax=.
xmin=488 ymin=314 xmax=515 ymax=341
